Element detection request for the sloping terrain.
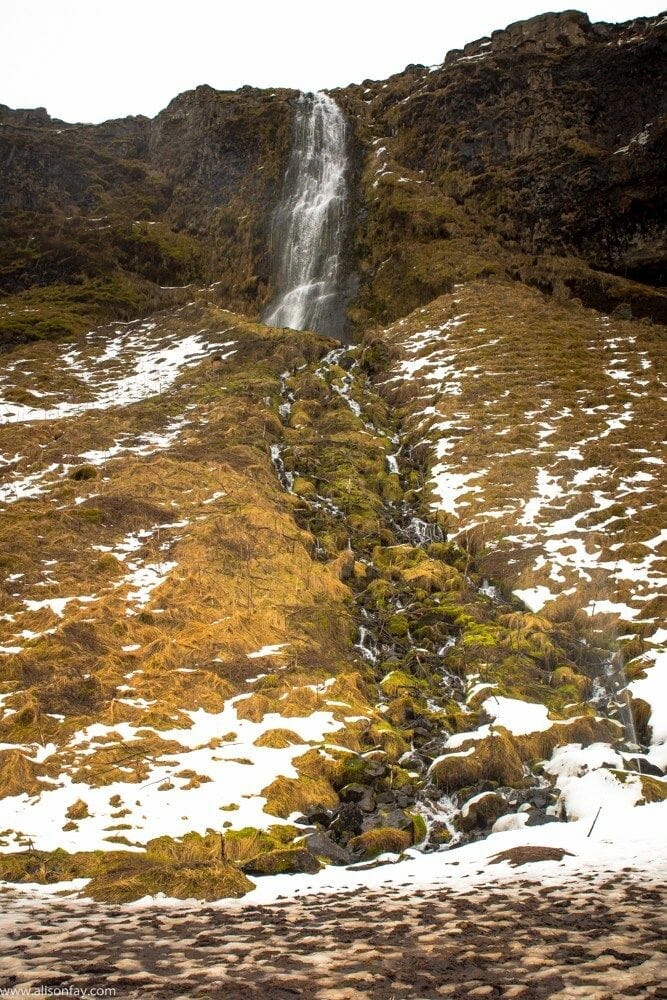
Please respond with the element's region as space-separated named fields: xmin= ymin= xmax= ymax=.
xmin=0 ymin=284 xmax=664 ymax=901
xmin=0 ymin=7 xmax=665 ymax=914
xmin=365 ymin=280 xmax=666 ymax=635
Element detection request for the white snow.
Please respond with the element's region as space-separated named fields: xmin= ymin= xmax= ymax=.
xmin=0 ymin=330 xmax=236 ymax=425
xmin=0 ymin=697 xmax=342 ymax=853
xmin=247 ymin=644 xmax=289 ymax=659
xmin=480 ymin=695 xmax=553 ymax=735
xmin=628 ymin=649 xmax=667 ymax=744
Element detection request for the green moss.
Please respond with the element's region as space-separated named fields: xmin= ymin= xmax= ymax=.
xmin=240 ymin=847 xmax=320 ymax=876
xmin=461 ymin=624 xmax=499 ymax=650
xmin=408 ymin=812 xmax=428 ymax=843
xmin=387 ymin=614 xmax=409 ymax=637
xmin=380 ymin=670 xmax=425 ymax=697
xmin=292 ymin=476 xmax=316 ymax=497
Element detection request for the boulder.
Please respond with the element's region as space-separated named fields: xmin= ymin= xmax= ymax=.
xmin=241 ymin=848 xmax=320 ymax=876
xmin=459 ymin=791 xmax=507 ymax=832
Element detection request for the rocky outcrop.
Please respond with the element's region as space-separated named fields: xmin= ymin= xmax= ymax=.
xmin=2 ymin=10 xmax=665 ymax=343
xmin=340 ymin=10 xmax=667 ymax=325
xmin=0 ymin=87 xmax=296 ymax=342
xmin=444 ymin=9 xmax=593 ymax=64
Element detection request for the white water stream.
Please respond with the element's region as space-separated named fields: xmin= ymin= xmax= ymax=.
xmin=264 ymin=92 xmax=349 ymax=339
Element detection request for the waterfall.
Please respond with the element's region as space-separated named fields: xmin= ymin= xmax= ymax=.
xmin=263 ymin=91 xmax=350 ymax=340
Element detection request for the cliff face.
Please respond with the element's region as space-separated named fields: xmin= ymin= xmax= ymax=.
xmin=1 ymin=10 xmax=665 ymax=344
xmin=338 ymin=9 xmax=667 ymax=325
xmin=0 ymin=86 xmax=296 ymax=341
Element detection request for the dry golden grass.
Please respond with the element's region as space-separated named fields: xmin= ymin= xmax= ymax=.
xmin=253 ymin=728 xmax=305 ymax=749
xmin=0 ymin=306 xmax=360 ymax=806
xmin=370 ymin=278 xmax=666 ymax=637
xmin=431 ymin=715 xmax=622 ymax=792
xmin=261 ymin=774 xmax=339 ymax=819
xmin=348 ymin=827 xmax=412 ymax=858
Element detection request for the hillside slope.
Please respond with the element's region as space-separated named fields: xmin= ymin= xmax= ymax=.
xmin=0 ymin=9 xmax=665 ymax=902
xmin=0 ymin=284 xmax=664 ymax=899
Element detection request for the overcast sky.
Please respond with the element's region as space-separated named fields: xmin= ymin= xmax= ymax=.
xmin=2 ymin=0 xmax=663 ymax=123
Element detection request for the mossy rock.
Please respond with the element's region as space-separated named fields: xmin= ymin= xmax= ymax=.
xmin=462 ymin=624 xmax=500 ymax=651
xmin=240 ymin=847 xmax=320 ymax=876
xmin=459 ymin=791 xmax=507 ymax=832
xmin=349 ymin=826 xmax=412 ymax=859
xmin=639 ymin=775 xmax=667 ymax=804
xmin=387 ymin=614 xmax=409 ymax=637
xmin=380 ymin=669 xmax=425 ymax=698
xmin=369 ymin=721 xmax=410 ymax=760
xmin=292 ymin=476 xmax=316 ymax=497
xmin=409 ymin=812 xmax=428 ymax=843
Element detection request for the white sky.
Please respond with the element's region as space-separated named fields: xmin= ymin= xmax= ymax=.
xmin=2 ymin=0 xmax=663 ymax=123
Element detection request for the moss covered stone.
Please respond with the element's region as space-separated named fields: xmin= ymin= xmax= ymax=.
xmin=349 ymin=826 xmax=412 ymax=859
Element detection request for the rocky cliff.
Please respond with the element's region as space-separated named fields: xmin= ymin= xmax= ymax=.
xmin=1 ymin=10 xmax=665 ymax=344
xmin=0 ymin=86 xmax=296 ymax=340
xmin=338 ymin=9 xmax=666 ymax=325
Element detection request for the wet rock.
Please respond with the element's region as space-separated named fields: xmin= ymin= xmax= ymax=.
xmin=302 ymin=809 xmax=334 ymax=828
xmin=349 ymin=826 xmax=412 ymax=859
xmin=624 ymin=756 xmax=664 ymax=777
xmin=363 ymin=808 xmax=414 ymax=834
xmin=425 ymin=820 xmax=452 ymax=847
xmin=241 ymin=848 xmax=320 ymax=876
xmin=398 ymin=752 xmax=426 ymax=774
xmin=329 ymin=802 xmax=364 ymax=842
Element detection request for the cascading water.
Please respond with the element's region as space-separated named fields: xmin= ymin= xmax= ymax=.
xmin=263 ymin=91 xmax=350 ymax=340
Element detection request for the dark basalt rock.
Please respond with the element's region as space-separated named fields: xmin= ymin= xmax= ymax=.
xmin=339 ymin=783 xmax=377 ymax=813
xmin=525 ymin=810 xmax=561 ymax=827
xmin=303 ymin=832 xmax=354 ymax=865
xmin=328 ymin=802 xmax=364 ymax=842
xmin=339 ymin=10 xmax=667 ymax=326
